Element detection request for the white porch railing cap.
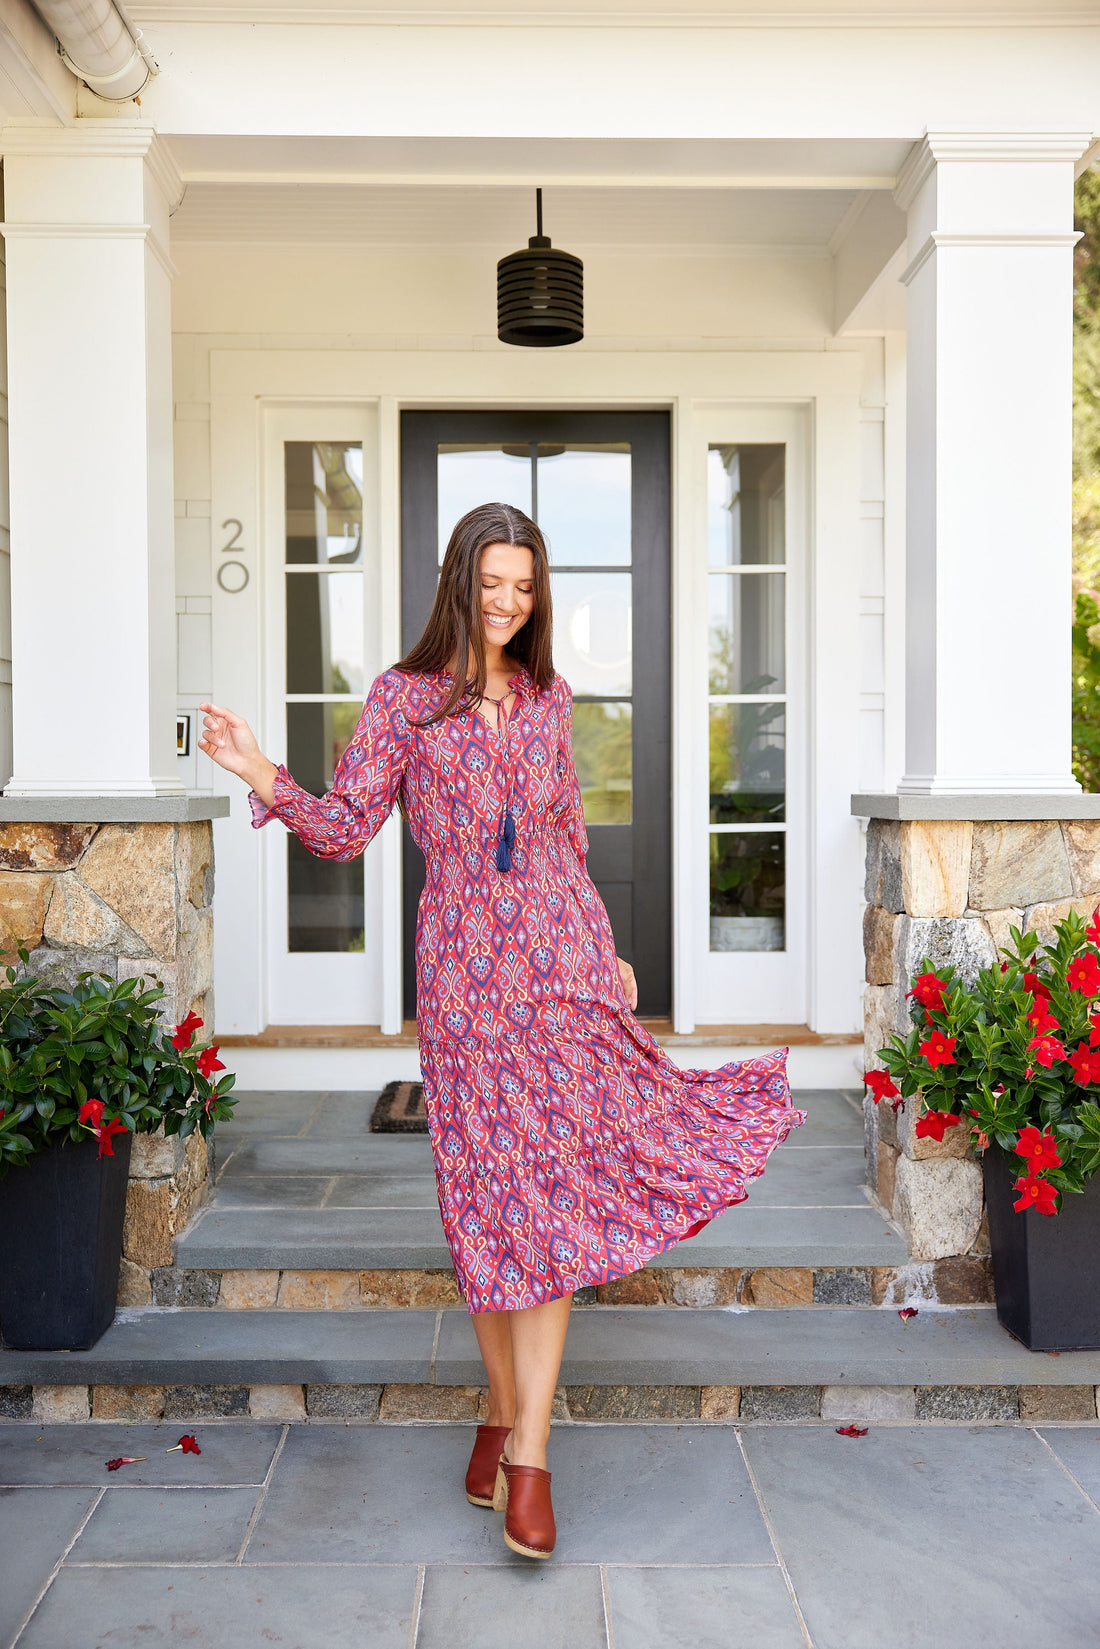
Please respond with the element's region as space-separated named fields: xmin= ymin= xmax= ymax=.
xmin=852 ymin=793 xmax=1100 ymax=821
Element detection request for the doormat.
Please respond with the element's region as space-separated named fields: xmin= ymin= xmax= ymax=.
xmin=369 ymin=1079 xmax=429 ymax=1133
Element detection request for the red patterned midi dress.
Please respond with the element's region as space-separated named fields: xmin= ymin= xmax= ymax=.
xmin=250 ymin=663 xmax=806 ymax=1312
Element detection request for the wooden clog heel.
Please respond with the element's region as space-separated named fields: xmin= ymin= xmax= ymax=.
xmin=465 ymin=1424 xmax=512 ymax=1507
xmin=492 ymin=1459 xmax=556 ymax=1559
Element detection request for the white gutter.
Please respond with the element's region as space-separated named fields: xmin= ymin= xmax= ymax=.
xmin=31 ymin=0 xmax=157 ymax=101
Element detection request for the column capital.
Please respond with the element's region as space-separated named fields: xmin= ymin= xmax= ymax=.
xmin=895 ymin=130 xmax=1095 ymax=212
xmin=0 ymin=121 xmax=183 ymax=213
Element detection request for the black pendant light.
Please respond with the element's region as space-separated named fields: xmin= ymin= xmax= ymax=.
xmin=497 ymin=189 xmax=583 ymax=348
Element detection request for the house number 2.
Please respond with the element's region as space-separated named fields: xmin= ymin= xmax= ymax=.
xmin=217 ymin=518 xmax=249 ymax=592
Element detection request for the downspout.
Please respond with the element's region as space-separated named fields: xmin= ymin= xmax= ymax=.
xmin=31 ymin=0 xmax=157 ymax=101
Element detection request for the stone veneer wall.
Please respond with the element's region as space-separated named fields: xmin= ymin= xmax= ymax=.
xmin=863 ymin=818 xmax=1100 ymax=1274
xmin=0 ymin=821 xmax=216 ymax=1301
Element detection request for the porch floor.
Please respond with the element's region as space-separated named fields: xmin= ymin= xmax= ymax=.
xmin=4 ymin=1418 xmax=1100 ymax=1648
xmin=178 ymin=1087 xmax=908 ymax=1273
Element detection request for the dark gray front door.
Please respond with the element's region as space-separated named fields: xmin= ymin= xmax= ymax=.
xmin=400 ymin=410 xmax=671 ymax=1017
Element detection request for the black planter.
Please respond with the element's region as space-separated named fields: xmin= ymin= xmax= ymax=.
xmin=983 ymin=1144 xmax=1100 ymax=1350
xmin=0 ymin=1130 xmax=132 ymax=1351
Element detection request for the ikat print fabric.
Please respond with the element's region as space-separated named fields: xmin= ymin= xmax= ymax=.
xmin=250 ymin=664 xmax=806 ymax=1311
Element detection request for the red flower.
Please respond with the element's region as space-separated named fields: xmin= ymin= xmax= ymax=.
xmin=1025 ymin=1001 xmax=1060 ymax=1035
xmin=92 ymin=1117 xmax=129 ymax=1159
xmin=1066 ymin=953 xmax=1100 ymax=997
xmin=1068 ymin=1042 xmax=1100 ymax=1087
xmin=835 ymin=1425 xmax=868 ymax=1437
xmin=1025 ymin=1066 xmax=1035 ymax=1080
xmin=1013 ymin=1173 xmax=1059 ymax=1216
xmin=1089 ymin=1012 xmax=1100 ymax=1049
xmin=106 ymin=1457 xmax=147 ymax=1470
xmin=171 ymin=1011 xmax=204 ymax=1051
xmin=1014 ymin=1125 xmax=1062 ymax=1172
xmin=898 ymin=1307 xmax=918 ymax=1324
xmin=1087 ymin=908 xmax=1100 ymax=944
xmin=908 ymin=972 xmax=948 ymax=1013
xmin=195 ymin=1045 xmax=225 ymax=1079
xmin=1023 ymin=970 xmax=1050 ymax=1001
xmin=999 ymin=960 xmax=1009 ymax=974
xmin=919 ymin=1031 xmax=957 ymax=1070
xmin=167 ymin=1434 xmax=202 ymax=1455
xmin=1025 ymin=1034 xmax=1065 ymax=1068
xmin=78 ymin=1098 xmax=105 ymax=1128
xmin=914 ymin=1109 xmax=961 ymax=1142
xmin=890 ymin=1094 xmax=905 ymax=1114
xmin=864 ymin=1070 xmax=899 ymax=1105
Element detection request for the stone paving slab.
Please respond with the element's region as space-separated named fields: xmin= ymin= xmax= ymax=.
xmin=71 ymin=1485 xmax=262 ymax=1564
xmin=605 ymin=1566 xmax=806 ymax=1649
xmin=5 ymin=1306 xmax=1098 ymax=1392
xmin=0 ymin=1424 xmax=283 ymax=1486
xmin=246 ymin=1424 xmax=774 ymax=1566
xmin=741 ymin=1425 xmax=1100 ymax=1648
xmin=176 ymin=1201 xmax=905 ymax=1271
xmin=16 ymin=1564 xmax=420 ymax=1649
xmin=417 ymin=1563 xmax=608 ymax=1649
xmin=0 ymin=1486 xmax=99 ymax=1646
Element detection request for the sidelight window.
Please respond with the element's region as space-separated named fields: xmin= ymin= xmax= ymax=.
xmin=706 ymin=445 xmax=787 ymax=953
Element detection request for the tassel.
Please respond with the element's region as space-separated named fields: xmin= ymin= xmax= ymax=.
xmin=495 ymin=807 xmax=516 ymax=872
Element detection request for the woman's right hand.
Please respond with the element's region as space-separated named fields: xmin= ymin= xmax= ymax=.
xmin=198 ymin=702 xmax=279 ymax=805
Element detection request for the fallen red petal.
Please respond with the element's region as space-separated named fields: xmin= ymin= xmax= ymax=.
xmin=106 ymin=1457 xmax=147 ymax=1470
xmin=898 ymin=1307 xmax=918 ymax=1323
xmin=835 ymin=1425 xmax=869 ymax=1437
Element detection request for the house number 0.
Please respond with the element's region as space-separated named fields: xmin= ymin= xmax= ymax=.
xmin=217 ymin=518 xmax=249 ymax=593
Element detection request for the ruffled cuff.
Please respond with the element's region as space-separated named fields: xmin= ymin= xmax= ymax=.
xmin=247 ymin=763 xmax=297 ymax=829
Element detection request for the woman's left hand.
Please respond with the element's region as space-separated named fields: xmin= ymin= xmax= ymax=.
xmin=616 ymin=956 xmax=638 ymax=1010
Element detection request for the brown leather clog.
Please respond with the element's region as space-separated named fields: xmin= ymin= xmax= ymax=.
xmin=465 ymin=1424 xmax=512 ymax=1507
xmin=491 ymin=1457 xmax=556 ymax=1558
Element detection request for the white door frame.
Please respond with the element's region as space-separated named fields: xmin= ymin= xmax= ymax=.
xmin=209 ymin=347 xmax=863 ymax=1038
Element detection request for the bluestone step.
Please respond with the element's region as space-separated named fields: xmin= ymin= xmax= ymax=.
xmin=2 ymin=1307 xmax=1096 ymax=1389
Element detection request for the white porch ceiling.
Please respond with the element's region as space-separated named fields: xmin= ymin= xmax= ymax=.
xmin=169 ymin=180 xmax=864 ymax=249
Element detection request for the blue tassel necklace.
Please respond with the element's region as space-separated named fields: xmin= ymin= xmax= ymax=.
xmin=479 ymin=687 xmax=517 ymax=873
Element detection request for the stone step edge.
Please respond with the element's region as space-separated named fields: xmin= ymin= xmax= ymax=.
xmin=136 ymin=1258 xmax=993 ymax=1312
xmin=3 ymin=1379 xmax=1096 ymax=1427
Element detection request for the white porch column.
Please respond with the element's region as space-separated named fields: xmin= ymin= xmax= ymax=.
xmin=895 ymin=132 xmax=1091 ymax=798
xmin=0 ymin=124 xmax=183 ymax=797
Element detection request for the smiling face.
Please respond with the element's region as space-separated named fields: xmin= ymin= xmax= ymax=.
xmin=479 ymin=541 xmax=536 ymax=651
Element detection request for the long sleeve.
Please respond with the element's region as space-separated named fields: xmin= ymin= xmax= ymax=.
xmin=555 ymin=675 xmax=589 ymax=867
xmin=249 ymin=668 xmax=412 ymax=862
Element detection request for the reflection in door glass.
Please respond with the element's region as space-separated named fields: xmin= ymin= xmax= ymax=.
xmin=286 ymin=571 xmax=365 ymax=695
xmin=285 ymin=442 xmax=363 ymax=565
xmin=437 ymin=446 xmax=532 ymax=562
xmin=550 ymin=572 xmax=632 ymax=697
xmin=537 ymin=446 xmax=631 ymax=566
xmin=708 ymin=833 xmax=785 ymax=952
xmin=284 ymin=706 xmax=364 ymax=952
xmin=707 ymin=574 xmax=785 ymax=695
xmin=707 ymin=445 xmax=785 ymax=565
xmin=571 ymin=701 xmax=632 ymax=824
xmin=709 ymin=704 xmax=785 ymax=823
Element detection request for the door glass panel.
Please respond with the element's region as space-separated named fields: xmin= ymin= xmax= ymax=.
xmin=709 ymin=704 xmax=785 ymax=823
xmin=286 ymin=572 xmax=364 ymax=695
xmin=708 ymin=444 xmax=786 ymax=565
xmin=285 ymin=703 xmax=364 ymax=953
xmin=285 ymin=441 xmax=363 ymax=565
xmin=437 ymin=445 xmax=532 ymax=562
xmin=708 ymin=573 xmax=785 ymax=694
xmin=549 ymin=572 xmax=632 ymax=697
xmin=571 ymin=701 xmax=632 ymax=824
xmin=709 ymin=833 xmax=785 ymax=952
xmin=536 ymin=445 xmax=631 ymax=566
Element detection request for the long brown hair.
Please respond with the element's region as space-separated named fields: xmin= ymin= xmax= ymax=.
xmin=396 ymin=501 xmax=555 ymax=726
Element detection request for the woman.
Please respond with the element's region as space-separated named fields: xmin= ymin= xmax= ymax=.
xmin=199 ymin=501 xmax=804 ymax=1561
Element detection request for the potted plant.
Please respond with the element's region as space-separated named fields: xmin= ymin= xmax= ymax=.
xmin=0 ymin=953 xmax=236 ymax=1352
xmin=868 ymin=907 xmax=1100 ymax=1351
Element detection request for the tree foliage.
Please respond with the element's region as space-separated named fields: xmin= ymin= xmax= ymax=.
xmin=1073 ymin=168 xmax=1100 ymax=789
